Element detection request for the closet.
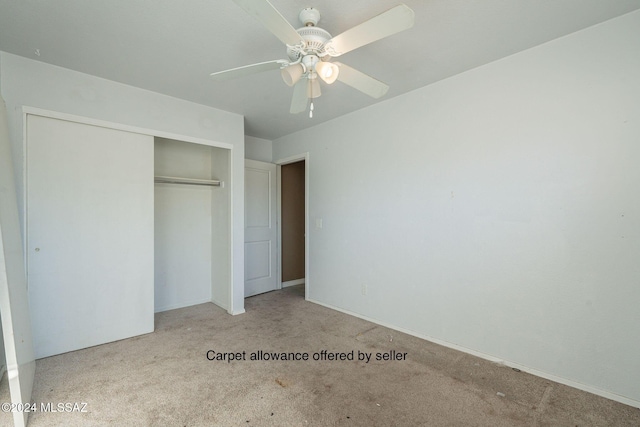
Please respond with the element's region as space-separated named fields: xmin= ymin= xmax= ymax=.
xmin=154 ymin=137 xmax=230 ymax=313
xmin=25 ymin=113 xmax=231 ymax=359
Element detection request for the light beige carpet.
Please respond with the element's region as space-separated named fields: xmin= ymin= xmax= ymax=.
xmin=1 ymin=285 xmax=639 ymax=426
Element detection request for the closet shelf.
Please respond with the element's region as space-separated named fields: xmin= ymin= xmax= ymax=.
xmin=154 ymin=175 xmax=222 ymax=187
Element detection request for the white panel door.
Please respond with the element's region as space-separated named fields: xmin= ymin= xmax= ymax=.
xmin=245 ymin=160 xmax=277 ymax=297
xmin=0 ymin=98 xmax=35 ymax=427
xmin=27 ymin=115 xmax=154 ymax=358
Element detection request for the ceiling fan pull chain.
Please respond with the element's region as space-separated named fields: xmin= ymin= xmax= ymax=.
xmin=309 ymin=101 xmax=314 ymax=118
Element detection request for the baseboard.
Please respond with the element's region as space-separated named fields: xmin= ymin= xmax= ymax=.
xmin=306 ymin=298 xmax=640 ymax=409
xmin=154 ymin=297 xmax=212 ymax=313
xmin=282 ymin=279 xmax=305 ymax=288
xmin=211 ymin=298 xmax=229 ymax=312
xmin=156 ymin=298 xmax=241 ymax=315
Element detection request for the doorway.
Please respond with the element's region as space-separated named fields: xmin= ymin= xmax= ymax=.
xmin=276 ymin=154 xmax=309 ymax=298
xmin=280 ymin=161 xmax=305 ymax=287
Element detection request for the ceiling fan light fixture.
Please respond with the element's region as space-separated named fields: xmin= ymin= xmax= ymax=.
xmin=281 ymin=63 xmax=305 ymax=87
xmin=316 ymin=61 xmax=339 ymax=84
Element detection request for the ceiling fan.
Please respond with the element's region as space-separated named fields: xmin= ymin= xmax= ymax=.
xmin=210 ymin=0 xmax=415 ymax=116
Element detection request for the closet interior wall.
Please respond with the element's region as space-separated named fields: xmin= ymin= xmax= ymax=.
xmin=154 ymin=137 xmax=230 ymax=313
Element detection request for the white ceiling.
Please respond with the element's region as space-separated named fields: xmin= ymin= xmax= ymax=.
xmin=1 ymin=0 xmax=640 ymax=140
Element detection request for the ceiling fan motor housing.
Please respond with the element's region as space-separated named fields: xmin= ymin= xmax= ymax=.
xmin=286 ymin=8 xmax=332 ymax=61
xmin=287 ymin=26 xmax=332 ymax=60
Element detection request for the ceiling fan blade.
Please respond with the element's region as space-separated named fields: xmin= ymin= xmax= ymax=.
xmin=210 ymin=60 xmax=287 ymax=81
xmin=335 ymin=62 xmax=389 ymax=99
xmin=324 ymin=4 xmax=414 ymax=57
xmin=290 ymin=79 xmax=309 ymax=114
xmin=233 ymin=0 xmax=304 ymax=46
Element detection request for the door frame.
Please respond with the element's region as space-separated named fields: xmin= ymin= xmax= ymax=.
xmin=275 ymin=153 xmax=310 ymax=298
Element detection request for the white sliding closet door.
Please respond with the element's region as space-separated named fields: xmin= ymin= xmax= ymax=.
xmin=27 ymin=115 xmax=154 ymax=359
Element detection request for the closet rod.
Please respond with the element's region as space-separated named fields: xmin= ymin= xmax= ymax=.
xmin=154 ymin=175 xmax=222 ymax=187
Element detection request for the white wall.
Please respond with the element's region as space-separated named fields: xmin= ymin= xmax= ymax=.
xmin=0 ymin=52 xmax=246 ymax=315
xmin=273 ymin=11 xmax=640 ymax=406
xmin=245 ymin=135 xmax=273 ymax=162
